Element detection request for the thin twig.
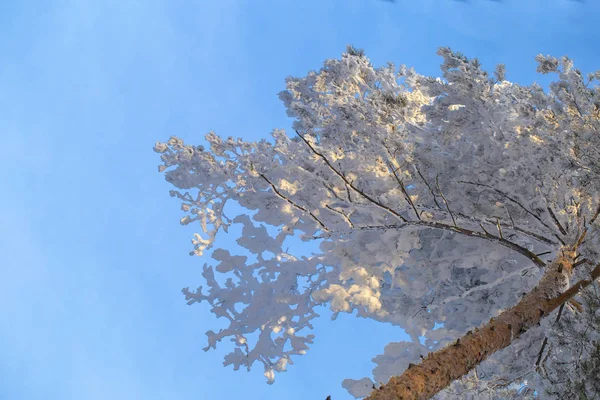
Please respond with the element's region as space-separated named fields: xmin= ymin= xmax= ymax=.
xmin=535 ymin=337 xmax=548 ymax=367
xmin=555 ymin=303 xmax=566 ymax=324
xmin=505 ymin=225 xmax=556 ymax=246
xmin=496 ymin=218 xmax=503 ymax=239
xmin=479 ymin=223 xmax=491 ymax=236
xmin=504 ymin=204 xmax=515 ymax=229
xmin=387 ymin=161 xmax=421 ymax=220
xmin=436 ymin=176 xmax=457 ymax=227
xmin=415 ymin=165 xmax=442 ymax=209
xmin=573 ymin=258 xmax=589 ymax=269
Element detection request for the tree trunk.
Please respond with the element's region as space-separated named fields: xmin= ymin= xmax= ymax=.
xmin=366 ymin=249 xmax=583 ymax=400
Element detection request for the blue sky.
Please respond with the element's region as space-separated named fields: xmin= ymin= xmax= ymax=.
xmin=2 ymin=1 xmax=599 ymax=399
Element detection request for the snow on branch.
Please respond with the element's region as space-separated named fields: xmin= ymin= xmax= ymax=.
xmin=155 ymin=47 xmax=600 ymax=397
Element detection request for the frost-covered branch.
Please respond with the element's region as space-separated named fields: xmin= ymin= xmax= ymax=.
xmin=457 ymin=180 xmax=555 ymax=235
xmin=294 ymin=129 xmax=408 ymax=223
xmin=260 ymin=173 xmax=330 ymax=232
xmin=352 ymin=221 xmax=546 ymax=267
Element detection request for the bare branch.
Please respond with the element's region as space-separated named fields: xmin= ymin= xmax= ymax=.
xmin=575 ymin=228 xmax=587 ymax=249
xmin=555 ymin=303 xmax=565 ymax=324
xmin=414 ymin=165 xmax=442 ymax=209
xmin=479 ymin=223 xmax=492 ymax=236
xmin=536 ymin=337 xmax=549 ymax=367
xmin=547 ymin=206 xmax=568 ymax=236
xmin=436 ymin=175 xmax=457 ymax=227
xmin=573 ymin=258 xmax=590 ymax=269
xmin=387 ymin=161 xmax=421 ymax=220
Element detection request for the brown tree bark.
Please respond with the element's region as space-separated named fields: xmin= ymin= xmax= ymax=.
xmin=366 ymin=249 xmax=600 ymax=400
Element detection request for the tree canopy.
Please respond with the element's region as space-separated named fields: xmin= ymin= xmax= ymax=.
xmin=155 ymin=46 xmax=600 ymax=399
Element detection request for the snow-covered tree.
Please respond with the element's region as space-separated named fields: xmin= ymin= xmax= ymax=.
xmin=154 ymin=46 xmax=600 ymax=399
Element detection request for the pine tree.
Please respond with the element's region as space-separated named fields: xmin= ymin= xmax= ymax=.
xmin=155 ymin=47 xmax=600 ymax=399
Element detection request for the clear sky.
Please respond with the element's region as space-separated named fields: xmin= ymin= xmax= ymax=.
xmin=2 ymin=1 xmax=600 ymax=399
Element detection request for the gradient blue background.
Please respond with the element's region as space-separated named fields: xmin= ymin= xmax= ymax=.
xmin=2 ymin=1 xmax=599 ymax=399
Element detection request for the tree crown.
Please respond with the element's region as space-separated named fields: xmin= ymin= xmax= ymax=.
xmin=155 ymin=47 xmax=600 ymax=397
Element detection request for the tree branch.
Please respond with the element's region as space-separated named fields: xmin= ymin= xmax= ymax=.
xmin=458 ymin=180 xmax=555 ymax=234
xmin=295 ymin=130 xmax=408 ymax=222
xmin=436 ymin=176 xmax=457 ymax=227
xmin=535 ymin=337 xmax=549 ymax=367
xmin=387 ymin=161 xmax=421 ymax=221
xmin=358 ymin=221 xmax=546 ymax=267
xmin=547 ymin=206 xmax=568 ymax=236
xmin=367 ymin=252 xmax=595 ymax=400
xmin=414 ymin=164 xmax=443 ymax=210
xmin=325 ymin=204 xmax=354 ymax=228
xmin=260 ymin=173 xmax=330 ymax=232
xmin=547 ymin=262 xmax=600 ymax=310
xmin=420 ymin=205 xmax=557 ymax=246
